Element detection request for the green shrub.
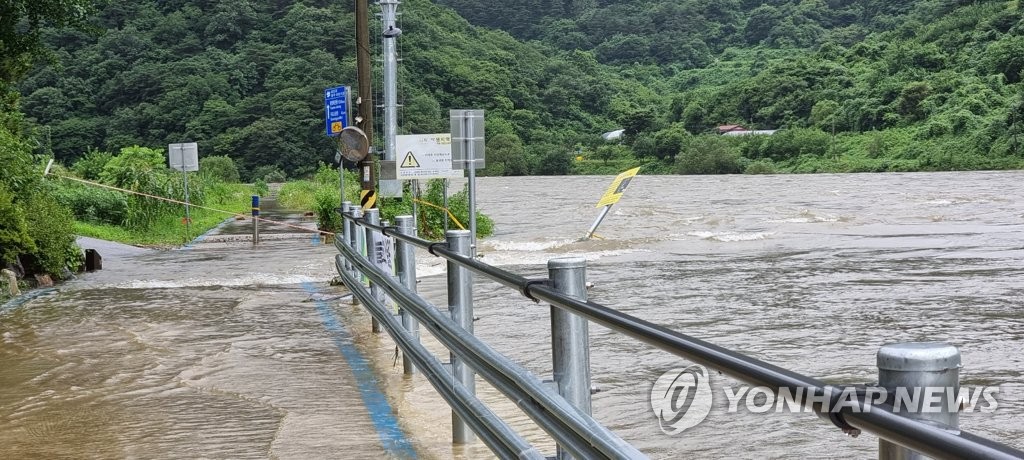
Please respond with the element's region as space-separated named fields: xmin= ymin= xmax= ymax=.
xmin=277 ymin=180 xmax=318 ymax=210
xmin=54 ymin=182 xmax=128 ymax=225
xmin=313 ymin=162 xmax=339 ymax=185
xmin=23 ymin=192 xmax=81 ymax=277
xmin=314 ymin=187 xmax=343 ymax=232
xmin=0 ymin=127 xmax=38 ymax=198
xmin=100 ymin=145 xmax=166 ymax=185
xmin=415 ymin=179 xmax=493 ymax=240
xmin=744 ymin=159 xmax=777 ymax=174
xmin=199 ymin=155 xmax=240 ymax=183
xmin=0 ymin=183 xmax=36 ymax=264
xmin=254 ymin=178 xmax=269 ymax=197
xmin=71 ymin=149 xmax=113 ymax=180
xmin=676 ymin=136 xmax=744 ymax=174
xmin=251 ymin=165 xmax=286 ymax=183
xmin=751 ymin=129 xmax=831 ymax=160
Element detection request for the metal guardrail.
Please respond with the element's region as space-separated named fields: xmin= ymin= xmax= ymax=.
xmin=334 ymin=203 xmax=1024 ymax=460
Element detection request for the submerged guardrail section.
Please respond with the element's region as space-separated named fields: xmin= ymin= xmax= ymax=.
xmin=333 ymin=202 xmax=1024 ymax=460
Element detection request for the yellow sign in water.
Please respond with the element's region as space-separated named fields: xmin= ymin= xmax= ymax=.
xmin=595 ymin=167 xmax=640 ymax=207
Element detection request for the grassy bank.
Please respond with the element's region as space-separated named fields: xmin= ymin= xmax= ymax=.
xmin=73 ymin=182 xmax=254 ymax=246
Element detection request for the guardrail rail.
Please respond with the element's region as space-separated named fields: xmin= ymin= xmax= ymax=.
xmin=333 ymin=202 xmax=1024 ymax=460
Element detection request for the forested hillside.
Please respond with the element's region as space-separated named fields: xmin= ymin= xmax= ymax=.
xmin=19 ymin=0 xmax=634 ymax=178
xmin=437 ymin=0 xmax=1024 ymax=173
xmin=17 ymin=0 xmax=1024 ymax=177
xmin=433 ymin=0 xmax=916 ymax=66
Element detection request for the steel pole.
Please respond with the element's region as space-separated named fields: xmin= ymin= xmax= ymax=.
xmin=447 ymin=229 xmax=475 ymax=444
xmin=395 ymin=215 xmax=419 ymax=374
xmin=465 ymin=116 xmax=477 ymax=256
xmin=183 ymin=170 xmax=191 ymax=241
xmin=584 ymin=205 xmax=612 ymax=240
xmin=365 ymin=208 xmax=382 ymax=333
xmin=251 ymin=195 xmax=260 ymax=246
xmin=442 ymin=179 xmax=449 ymax=233
xmin=379 ymin=0 xmax=401 ymax=197
xmin=341 ymin=202 xmax=351 ymax=271
xmin=340 ymin=160 xmax=346 ymax=205
xmin=411 ymin=180 xmax=420 ymax=230
xmin=351 ymin=207 xmax=364 ymax=305
xmin=549 ymin=257 xmax=592 ymax=460
xmin=878 ymin=343 xmax=961 ymax=460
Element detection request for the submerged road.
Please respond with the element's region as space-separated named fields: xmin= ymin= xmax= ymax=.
xmin=0 ymin=200 xmax=417 ymax=458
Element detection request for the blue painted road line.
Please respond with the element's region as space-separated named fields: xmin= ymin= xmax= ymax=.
xmin=0 ymin=287 xmax=57 ymax=315
xmin=301 ymin=281 xmax=416 ymax=459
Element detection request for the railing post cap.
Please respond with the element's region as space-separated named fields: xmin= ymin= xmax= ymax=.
xmin=446 ymin=229 xmax=472 ymax=238
xmin=877 ymin=342 xmax=961 ymax=371
xmin=548 ymin=257 xmax=587 ymax=270
xmin=365 ymin=208 xmax=380 ymax=217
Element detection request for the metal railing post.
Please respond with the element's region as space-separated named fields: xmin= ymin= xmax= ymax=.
xmin=340 ymin=201 xmax=351 ymax=272
xmin=395 ymin=215 xmax=419 ymax=375
xmin=549 ymin=257 xmax=592 ymax=460
xmin=447 ymin=229 xmax=475 ymax=444
xmin=364 ymin=208 xmax=382 ymax=333
xmin=877 ymin=342 xmax=961 ymax=460
xmin=350 ymin=207 xmax=364 ymax=304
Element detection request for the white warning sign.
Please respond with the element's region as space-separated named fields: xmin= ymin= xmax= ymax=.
xmin=395 ymin=134 xmax=464 ymax=180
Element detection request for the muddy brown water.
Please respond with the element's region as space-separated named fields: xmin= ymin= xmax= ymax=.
xmin=2 ymin=172 xmax=1023 ymax=458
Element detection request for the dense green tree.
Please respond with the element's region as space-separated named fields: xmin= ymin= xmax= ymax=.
xmin=15 ymin=0 xmax=1024 ymax=179
xmin=0 ymin=0 xmax=97 ymax=94
xmin=199 ymin=155 xmax=240 ymax=183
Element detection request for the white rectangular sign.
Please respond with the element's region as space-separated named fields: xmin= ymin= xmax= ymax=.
xmin=168 ymin=142 xmax=199 ymax=172
xmin=395 ymin=134 xmax=464 ymax=180
xmin=372 ymin=232 xmax=395 ymax=305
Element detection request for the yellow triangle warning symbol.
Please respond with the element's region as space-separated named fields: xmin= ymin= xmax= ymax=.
xmin=400 ymin=151 xmax=420 ymax=168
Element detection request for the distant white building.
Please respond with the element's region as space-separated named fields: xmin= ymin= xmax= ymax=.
xmin=716 ymin=124 xmax=776 ymax=136
xmin=601 ymin=129 xmax=625 ymax=141
xmin=721 ymin=129 xmax=778 ymax=136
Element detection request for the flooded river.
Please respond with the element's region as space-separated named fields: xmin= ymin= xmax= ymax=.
xmin=2 ymin=171 xmax=1023 ymax=458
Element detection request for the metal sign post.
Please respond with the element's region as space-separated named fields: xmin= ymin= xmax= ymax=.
xmin=251 ymin=195 xmax=260 ymax=245
xmin=450 ymin=110 xmax=485 ymax=255
xmin=330 ymin=89 xmax=369 ymax=216
xmin=168 ymin=142 xmax=199 ymax=242
xmin=337 ymin=127 xmax=371 ymax=212
xmin=583 ymin=167 xmax=640 ymax=240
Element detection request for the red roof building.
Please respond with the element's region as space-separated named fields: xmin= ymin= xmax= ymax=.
xmin=716 ymin=124 xmax=746 ymax=134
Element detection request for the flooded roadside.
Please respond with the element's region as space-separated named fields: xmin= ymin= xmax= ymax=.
xmin=0 ymin=201 xmax=411 ymax=458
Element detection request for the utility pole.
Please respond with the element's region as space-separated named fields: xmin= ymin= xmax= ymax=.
xmin=379 ymin=0 xmax=402 ymax=198
xmin=355 ymin=0 xmax=377 ymax=210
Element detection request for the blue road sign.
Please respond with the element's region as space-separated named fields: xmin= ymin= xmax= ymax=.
xmin=324 ymin=86 xmax=350 ymax=136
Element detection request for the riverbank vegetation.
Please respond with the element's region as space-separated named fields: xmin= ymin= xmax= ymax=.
xmin=58 ymin=148 xmax=254 ymax=246
xmin=16 ymin=0 xmax=1024 ymax=179
xmin=4 ymin=0 xmax=1022 ymax=288
xmin=1 ymin=0 xmax=97 ymax=288
xmin=277 ymin=163 xmax=492 ymax=240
